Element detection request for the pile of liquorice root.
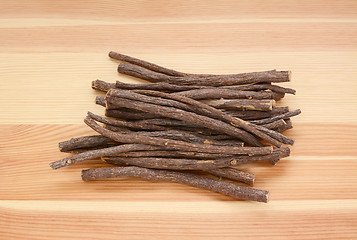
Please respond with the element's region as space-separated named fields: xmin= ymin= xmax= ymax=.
xmin=50 ymin=51 xmax=301 ymax=203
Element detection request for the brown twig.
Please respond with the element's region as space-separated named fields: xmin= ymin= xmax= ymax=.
xmin=261 ymin=119 xmax=287 ymax=130
xmin=92 ymin=80 xmax=116 ymax=92
xmin=50 ymin=144 xmax=165 ymax=169
xmin=95 ymin=96 xmax=106 ymax=107
xmin=81 ymin=166 xmax=269 ymax=202
xmin=204 ymin=99 xmax=274 ymax=111
xmin=118 ymin=61 xmax=290 ymax=86
xmin=88 ymin=112 xmax=166 ymax=131
xmin=250 ymin=109 xmax=301 ymax=125
xmin=223 ymin=83 xmax=296 ymax=95
xmin=104 ymin=156 xmax=232 ymax=170
xmin=207 ymin=168 xmax=255 ymax=185
xmin=275 ymin=118 xmax=293 ymax=133
xmin=116 ymin=79 xmax=296 ymax=94
xmin=173 ymin=88 xmax=283 ymax=100
xmin=59 ymin=135 xmax=115 ymax=152
xmin=104 ymin=147 xmax=290 ymax=166
xmin=104 ymin=150 xmax=232 ymax=159
xmin=105 ymin=108 xmax=162 ymax=120
xmin=104 ymin=156 xmax=255 ymax=185
xmin=226 ymin=107 xmax=289 ymax=120
xmin=109 ymin=51 xmax=187 ymax=77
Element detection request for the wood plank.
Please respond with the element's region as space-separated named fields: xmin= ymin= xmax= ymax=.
xmin=1 ymin=0 xmax=357 ymax=20
xmin=1 ymin=200 xmax=357 ymax=240
xmin=0 ymin=124 xmax=356 ymax=200
xmin=1 ymin=23 xmax=357 ymax=52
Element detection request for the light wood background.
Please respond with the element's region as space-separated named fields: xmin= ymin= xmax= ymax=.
xmin=1 ymin=1 xmax=357 ymax=239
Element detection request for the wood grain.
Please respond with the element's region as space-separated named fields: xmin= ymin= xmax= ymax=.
xmin=1 ymin=0 xmax=357 ymax=239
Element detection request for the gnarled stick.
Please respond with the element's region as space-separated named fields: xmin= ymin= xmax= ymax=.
xmin=82 ymin=166 xmax=269 ymax=202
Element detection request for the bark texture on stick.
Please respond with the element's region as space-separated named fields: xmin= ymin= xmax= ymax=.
xmin=82 ymin=166 xmax=269 ymax=202
xmin=84 ymin=115 xmax=273 ymax=155
xmin=92 ymin=80 xmax=115 ymax=92
xmin=207 ymin=168 xmax=255 ymax=185
xmin=121 ymin=89 xmax=283 ymax=147
xmin=118 ymin=62 xmax=290 ymax=86
xmin=106 ymin=96 xmax=263 ymax=146
xmin=104 ymin=157 xmax=231 ymax=170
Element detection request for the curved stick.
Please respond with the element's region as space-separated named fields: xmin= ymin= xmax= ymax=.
xmin=82 ymin=166 xmax=269 ymax=202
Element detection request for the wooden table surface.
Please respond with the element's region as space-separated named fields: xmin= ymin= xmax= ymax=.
xmin=1 ymin=1 xmax=357 ymax=239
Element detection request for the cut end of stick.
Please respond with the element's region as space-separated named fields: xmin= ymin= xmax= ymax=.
xmin=264 ymin=191 xmax=270 ymax=203
xmin=288 ymin=70 xmax=292 ymax=81
xmin=108 ymin=51 xmax=115 ymax=58
xmin=49 ymin=160 xmax=66 ymax=170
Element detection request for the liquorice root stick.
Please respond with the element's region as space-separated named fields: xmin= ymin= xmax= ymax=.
xmin=104 ymin=147 xmax=290 ymax=166
xmin=250 ymin=109 xmax=302 ymax=125
xmin=59 ymin=135 xmax=115 ymax=152
xmin=84 ymin=114 xmax=273 ymax=155
xmin=116 ymin=80 xmax=209 ymax=91
xmin=118 ymin=61 xmax=290 ymax=86
xmin=81 ymin=166 xmax=269 ymax=202
xmin=95 ymin=96 xmax=106 ymax=107
xmin=103 ymin=151 xmax=232 ymax=159
xmin=173 ymin=88 xmax=283 ymax=100
xmin=106 ymin=96 xmax=263 ymax=146
xmin=109 ymin=51 xmax=187 ymax=77
xmin=92 ymin=80 xmax=116 ymax=92
xmin=88 ymin=111 xmax=167 ymax=131
xmin=261 ymin=119 xmax=287 ymax=130
xmin=253 ymin=124 xmax=295 ymax=145
xmin=103 ymin=156 xmax=254 ymax=185
xmin=204 ymin=99 xmax=274 ymax=111
xmin=104 ymin=157 xmax=232 ymax=170
xmin=105 ymin=108 xmax=162 ymax=120
xmin=117 ymin=79 xmax=296 ymax=94
xmin=206 ymin=168 xmax=255 ymax=186
xmin=50 ymin=144 xmax=165 ymax=169
xmin=101 ymin=123 xmax=245 ymax=147
xmin=223 ymin=84 xmax=296 ymax=94
xmin=275 ymin=118 xmax=293 ymax=133
xmin=115 ymin=89 xmax=283 ymax=147
xmin=226 ymin=106 xmax=289 ymax=120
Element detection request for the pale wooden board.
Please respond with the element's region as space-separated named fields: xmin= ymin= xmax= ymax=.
xmin=1 ymin=0 xmax=357 ymax=239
